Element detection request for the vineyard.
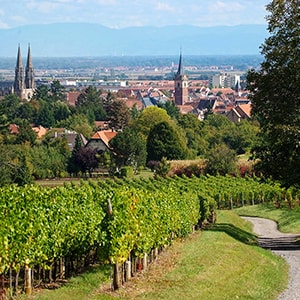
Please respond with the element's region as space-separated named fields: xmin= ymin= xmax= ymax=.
xmin=0 ymin=175 xmax=298 ymax=298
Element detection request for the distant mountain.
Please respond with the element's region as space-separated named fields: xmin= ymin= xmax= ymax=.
xmin=0 ymin=23 xmax=268 ymax=57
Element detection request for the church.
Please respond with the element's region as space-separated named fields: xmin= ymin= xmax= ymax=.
xmin=174 ymin=51 xmax=188 ymax=106
xmin=13 ymin=44 xmax=35 ymax=101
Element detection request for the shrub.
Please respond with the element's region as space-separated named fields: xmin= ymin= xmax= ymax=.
xmin=120 ymin=166 xmax=134 ymax=178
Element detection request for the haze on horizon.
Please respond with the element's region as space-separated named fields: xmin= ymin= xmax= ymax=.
xmin=0 ymin=0 xmax=269 ymax=29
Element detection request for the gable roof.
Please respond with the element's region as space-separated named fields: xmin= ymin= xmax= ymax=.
xmin=236 ymin=103 xmax=251 ymax=118
xmin=90 ymin=130 xmax=118 ymax=148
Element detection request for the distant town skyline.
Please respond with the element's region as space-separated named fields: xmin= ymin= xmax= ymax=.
xmin=1 ymin=0 xmax=270 ymax=29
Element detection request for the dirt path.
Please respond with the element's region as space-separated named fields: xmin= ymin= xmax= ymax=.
xmin=242 ymin=217 xmax=300 ymax=300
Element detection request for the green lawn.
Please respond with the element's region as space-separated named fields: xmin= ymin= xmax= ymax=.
xmin=20 ymin=210 xmax=288 ymax=300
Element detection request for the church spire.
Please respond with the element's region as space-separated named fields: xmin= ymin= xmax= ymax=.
xmin=25 ymin=44 xmax=34 ymax=89
xmin=174 ymin=50 xmax=188 ymax=106
xmin=14 ymin=44 xmax=24 ymax=96
xmin=176 ymin=49 xmax=184 ymax=77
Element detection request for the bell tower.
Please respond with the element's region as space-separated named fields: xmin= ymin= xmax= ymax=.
xmin=174 ymin=51 xmax=188 ymax=105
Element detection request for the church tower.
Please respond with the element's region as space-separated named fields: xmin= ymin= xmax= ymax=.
xmin=14 ymin=45 xmax=24 ymax=98
xmin=13 ymin=44 xmax=35 ymax=100
xmin=25 ymin=44 xmax=35 ymax=90
xmin=174 ymin=51 xmax=188 ymax=105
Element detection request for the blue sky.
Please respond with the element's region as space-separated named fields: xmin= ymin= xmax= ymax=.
xmin=0 ymin=0 xmax=270 ymax=29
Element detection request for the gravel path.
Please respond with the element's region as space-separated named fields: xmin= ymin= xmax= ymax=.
xmin=242 ymin=217 xmax=300 ymax=300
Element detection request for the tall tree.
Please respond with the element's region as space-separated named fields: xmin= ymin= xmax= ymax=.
xmin=109 ymin=128 xmax=146 ymax=169
xmin=76 ymin=86 xmax=106 ymax=122
xmin=247 ymin=0 xmax=300 ymax=187
xmin=147 ymin=121 xmax=187 ymax=161
xmin=107 ymin=99 xmax=131 ymax=131
xmin=131 ymin=106 xmax=171 ymax=138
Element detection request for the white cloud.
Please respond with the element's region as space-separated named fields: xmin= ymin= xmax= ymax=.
xmin=26 ymin=1 xmax=61 ymax=14
xmin=209 ymin=1 xmax=244 ymax=13
xmin=154 ymin=2 xmax=175 ymax=12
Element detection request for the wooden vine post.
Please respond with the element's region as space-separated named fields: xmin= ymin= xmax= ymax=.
xmin=24 ymin=262 xmax=32 ymax=295
xmin=113 ymin=263 xmax=122 ymax=290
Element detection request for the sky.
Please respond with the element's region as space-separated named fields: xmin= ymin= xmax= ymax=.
xmin=0 ymin=0 xmax=270 ymax=29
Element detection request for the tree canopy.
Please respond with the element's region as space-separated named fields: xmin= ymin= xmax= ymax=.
xmin=247 ymin=0 xmax=300 ymax=187
xmin=147 ymin=121 xmax=187 ymax=161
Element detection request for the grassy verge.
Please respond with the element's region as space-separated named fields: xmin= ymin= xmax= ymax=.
xmin=21 ymin=210 xmax=288 ymax=300
xmin=235 ymin=203 xmax=300 ymax=234
xmin=113 ymin=210 xmax=287 ymax=300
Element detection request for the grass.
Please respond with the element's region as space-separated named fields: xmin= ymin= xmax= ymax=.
xmin=235 ymin=203 xmax=300 ymax=234
xmin=16 ymin=265 xmax=114 ymax=300
xmin=35 ymin=170 xmax=154 ymax=187
xmin=21 ymin=210 xmax=289 ymax=300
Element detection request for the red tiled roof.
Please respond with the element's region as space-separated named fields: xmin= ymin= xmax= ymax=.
xmin=91 ymin=130 xmax=118 ymax=148
xmin=237 ymin=103 xmax=251 ymax=118
xmin=66 ymin=91 xmax=81 ymax=106
xmin=32 ymin=125 xmax=47 ymax=138
xmin=9 ymin=124 xmax=19 ymax=134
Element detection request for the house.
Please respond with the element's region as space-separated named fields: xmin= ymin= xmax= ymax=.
xmin=66 ymin=91 xmax=81 ymax=106
xmin=32 ymin=125 xmax=47 ymax=138
xmin=9 ymin=124 xmax=19 ymax=134
xmin=227 ymin=104 xmax=251 ymax=123
xmin=49 ymin=128 xmax=87 ymax=151
xmin=85 ymin=130 xmax=118 ymax=152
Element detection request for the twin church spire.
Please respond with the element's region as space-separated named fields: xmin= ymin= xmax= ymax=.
xmin=14 ymin=44 xmax=35 ymax=100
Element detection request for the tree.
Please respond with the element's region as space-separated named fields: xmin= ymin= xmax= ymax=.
xmin=75 ymin=147 xmax=99 ymax=177
xmin=131 ymin=106 xmax=171 ymax=138
xmin=205 ymin=144 xmax=237 ymax=176
xmin=109 ymin=128 xmax=147 ymax=170
xmin=76 ymin=86 xmax=106 ymax=122
xmin=107 ymin=99 xmax=131 ymax=131
xmin=50 ymin=80 xmax=65 ymax=102
xmin=147 ymin=121 xmax=187 ymax=161
xmin=158 ymin=100 xmax=180 ymax=119
xmin=14 ymin=120 xmax=37 ymax=146
xmin=177 ymin=113 xmax=208 ymax=158
xmin=247 ymin=0 xmax=300 ymax=187
xmin=67 ymin=134 xmax=83 ymax=176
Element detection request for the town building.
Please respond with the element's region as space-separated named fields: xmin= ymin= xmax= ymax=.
xmin=211 ymin=73 xmax=240 ymax=89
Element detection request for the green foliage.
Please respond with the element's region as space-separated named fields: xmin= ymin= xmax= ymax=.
xmin=205 ymin=144 xmax=237 ymax=176
xmin=147 ymin=121 xmax=187 ymax=161
xmin=29 ymin=144 xmax=69 ymax=179
xmin=247 ymin=0 xmax=300 ymax=187
xmin=0 ymin=173 xmax=296 ymax=297
xmin=75 ymin=86 xmax=106 ymax=122
xmin=155 ymin=157 xmax=171 ymax=178
xmin=131 ymin=106 xmax=170 ymax=138
xmin=107 ymin=99 xmax=131 ymax=131
xmin=109 ymin=127 xmax=147 ymax=169
xmin=120 ymin=166 xmax=134 ymax=178
xmin=0 ymin=145 xmax=33 ymax=186
xmin=157 ymin=100 xmax=180 ymax=119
